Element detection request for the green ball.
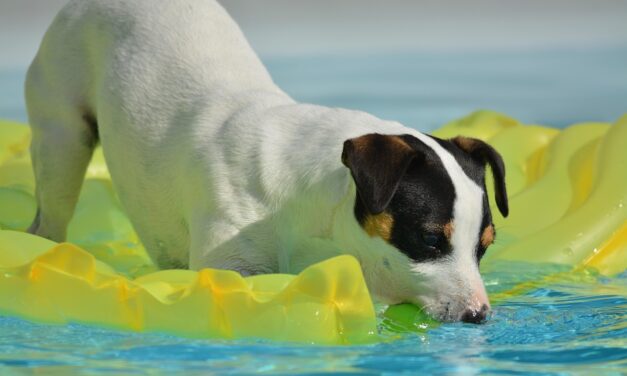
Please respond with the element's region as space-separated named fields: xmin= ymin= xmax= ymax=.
xmin=381 ymin=304 xmax=440 ymax=334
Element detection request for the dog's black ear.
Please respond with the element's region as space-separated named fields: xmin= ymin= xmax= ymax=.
xmin=342 ymin=134 xmax=416 ymax=214
xmin=451 ymin=136 xmax=509 ymax=217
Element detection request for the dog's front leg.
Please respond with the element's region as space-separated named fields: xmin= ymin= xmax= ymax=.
xmin=188 ymin=217 xmax=277 ymax=276
xmin=282 ymin=237 xmax=346 ymax=275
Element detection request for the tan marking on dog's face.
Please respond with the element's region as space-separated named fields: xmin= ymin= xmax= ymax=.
xmin=481 ymin=224 xmax=495 ymax=248
xmin=363 ymin=212 xmax=394 ymax=241
xmin=443 ymin=221 xmax=454 ymax=241
xmin=422 ymin=221 xmax=453 ymax=241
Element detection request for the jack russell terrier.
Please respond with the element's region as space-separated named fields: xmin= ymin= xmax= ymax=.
xmin=26 ymin=0 xmax=508 ymax=323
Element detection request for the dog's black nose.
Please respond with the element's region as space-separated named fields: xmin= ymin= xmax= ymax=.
xmin=461 ymin=304 xmax=489 ymax=324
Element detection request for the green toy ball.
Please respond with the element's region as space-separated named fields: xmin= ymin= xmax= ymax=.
xmin=381 ymin=304 xmax=440 ymax=334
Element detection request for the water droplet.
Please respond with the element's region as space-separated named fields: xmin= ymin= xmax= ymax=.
xmin=593 ymin=248 xmax=599 ymax=254
xmin=562 ymin=247 xmax=574 ymax=256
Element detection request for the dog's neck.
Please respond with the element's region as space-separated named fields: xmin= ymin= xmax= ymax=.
xmin=275 ymin=163 xmax=419 ymax=304
xmin=205 ymin=95 xmax=423 ymax=302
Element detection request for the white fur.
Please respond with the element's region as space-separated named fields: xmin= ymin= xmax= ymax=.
xmin=26 ymin=0 xmax=488 ymax=321
xmin=409 ymin=134 xmax=489 ymax=320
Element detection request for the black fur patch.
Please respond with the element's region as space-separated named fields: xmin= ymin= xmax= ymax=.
xmin=387 ymin=135 xmax=456 ymax=262
xmin=430 ymin=135 xmax=505 ymax=262
xmin=346 ymin=133 xmax=504 ymax=264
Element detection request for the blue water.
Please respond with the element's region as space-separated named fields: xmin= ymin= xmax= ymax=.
xmin=1 ymin=49 xmax=627 ymax=374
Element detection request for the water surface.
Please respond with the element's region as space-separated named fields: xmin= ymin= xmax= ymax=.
xmin=1 ymin=266 xmax=625 ymax=375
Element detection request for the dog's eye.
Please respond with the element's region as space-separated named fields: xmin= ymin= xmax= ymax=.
xmin=421 ymin=233 xmax=440 ymax=247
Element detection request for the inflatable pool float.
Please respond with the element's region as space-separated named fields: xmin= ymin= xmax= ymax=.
xmin=0 ymin=111 xmax=625 ymax=344
xmin=0 ymin=231 xmax=377 ymax=344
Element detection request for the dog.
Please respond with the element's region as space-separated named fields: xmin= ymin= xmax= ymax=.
xmin=25 ymin=0 xmax=508 ymax=323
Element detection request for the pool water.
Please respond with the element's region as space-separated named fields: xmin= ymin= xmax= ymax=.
xmin=1 ymin=49 xmax=627 ymax=374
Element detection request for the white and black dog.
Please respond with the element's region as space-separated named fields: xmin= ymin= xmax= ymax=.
xmin=26 ymin=0 xmax=508 ymax=323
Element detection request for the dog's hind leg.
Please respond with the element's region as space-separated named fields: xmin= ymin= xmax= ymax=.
xmin=25 ymin=68 xmax=98 ymax=242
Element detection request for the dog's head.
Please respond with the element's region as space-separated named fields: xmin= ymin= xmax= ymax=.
xmin=341 ymin=133 xmax=508 ymax=323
